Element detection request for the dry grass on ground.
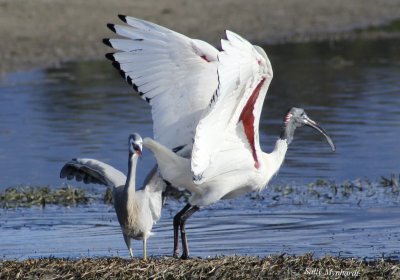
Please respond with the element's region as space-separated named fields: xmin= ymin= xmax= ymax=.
xmin=1 ymin=255 xmax=399 ymax=280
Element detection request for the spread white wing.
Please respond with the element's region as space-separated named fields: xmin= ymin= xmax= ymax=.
xmin=60 ymin=158 xmax=127 ymax=187
xmin=104 ymin=16 xmax=219 ymax=149
xmin=191 ymin=31 xmax=273 ymax=183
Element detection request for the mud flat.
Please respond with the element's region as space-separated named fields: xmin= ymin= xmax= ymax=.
xmin=1 ymin=0 xmax=400 ymax=73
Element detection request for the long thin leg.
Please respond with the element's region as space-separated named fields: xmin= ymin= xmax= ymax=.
xmin=180 ymin=205 xmax=199 ymax=259
xmin=123 ymin=234 xmax=133 ymax=259
xmin=173 ymin=204 xmax=191 ymax=257
xmin=143 ymin=238 xmax=147 ymax=261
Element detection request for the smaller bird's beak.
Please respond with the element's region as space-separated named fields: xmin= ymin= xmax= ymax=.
xmin=132 ymin=143 xmax=142 ymax=158
xmin=136 ymin=149 xmax=143 ymax=158
xmin=303 ymin=116 xmax=336 ymax=152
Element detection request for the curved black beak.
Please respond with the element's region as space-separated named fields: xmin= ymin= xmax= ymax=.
xmin=304 ymin=116 xmax=336 ymax=152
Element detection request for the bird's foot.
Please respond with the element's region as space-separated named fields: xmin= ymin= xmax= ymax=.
xmin=172 ymin=248 xmax=179 ymax=259
xmin=180 ymin=253 xmax=190 ymax=260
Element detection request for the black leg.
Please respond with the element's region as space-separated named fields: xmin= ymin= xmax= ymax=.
xmin=180 ymin=206 xmax=199 ymax=259
xmin=173 ymin=204 xmax=191 ymax=258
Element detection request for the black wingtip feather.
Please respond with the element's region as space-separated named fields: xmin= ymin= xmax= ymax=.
xmin=126 ymin=77 xmax=140 ymax=93
xmin=107 ymin=53 xmax=142 ymax=93
xmin=126 ymin=76 xmax=133 ymax=86
xmin=105 ymin=53 xmax=115 ymax=61
xmin=112 ymin=61 xmax=121 ymax=70
xmin=119 ymin=70 xmax=126 ymax=79
xmin=107 ymin=23 xmax=116 ymax=33
xmin=118 ymin=14 xmax=128 ymax=23
xmin=103 ymin=38 xmax=112 ymax=47
xmin=109 ymin=61 xmax=125 ymax=78
xmin=127 ymin=77 xmax=144 ymax=97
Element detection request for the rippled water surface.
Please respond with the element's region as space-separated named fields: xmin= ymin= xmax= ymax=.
xmin=3 ymin=201 xmax=400 ymax=260
xmin=0 ymin=39 xmax=399 ymax=259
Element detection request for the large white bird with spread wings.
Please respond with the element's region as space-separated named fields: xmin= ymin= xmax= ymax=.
xmin=104 ymin=16 xmax=335 ymax=259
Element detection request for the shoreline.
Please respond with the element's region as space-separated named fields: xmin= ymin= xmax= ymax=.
xmin=1 ymin=255 xmax=398 ymax=279
xmin=1 ymin=0 xmax=400 ymax=74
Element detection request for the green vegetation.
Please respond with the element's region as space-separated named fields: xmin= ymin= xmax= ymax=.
xmin=360 ymin=19 xmax=400 ymax=33
xmin=0 ymin=185 xmax=89 ymax=208
xmin=308 ymin=174 xmax=400 ymax=201
xmin=1 ymin=174 xmax=399 ymax=208
xmin=103 ymin=187 xmax=113 ymax=204
xmin=254 ymin=174 xmax=400 ymax=207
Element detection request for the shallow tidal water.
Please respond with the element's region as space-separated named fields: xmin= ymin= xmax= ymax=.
xmin=0 ymin=38 xmax=399 ymax=260
xmin=2 ymin=200 xmax=400 ymax=260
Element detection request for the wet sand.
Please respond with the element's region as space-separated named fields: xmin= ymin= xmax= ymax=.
xmin=1 ymin=0 xmax=400 ymax=74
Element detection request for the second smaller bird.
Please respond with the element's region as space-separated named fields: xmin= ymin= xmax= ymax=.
xmin=60 ymin=133 xmax=165 ymax=260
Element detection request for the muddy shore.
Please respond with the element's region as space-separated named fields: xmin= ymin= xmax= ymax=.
xmin=1 ymin=0 xmax=400 ymax=74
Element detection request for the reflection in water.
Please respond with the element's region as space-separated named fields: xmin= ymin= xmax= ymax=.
xmin=0 ymin=38 xmax=400 ymax=259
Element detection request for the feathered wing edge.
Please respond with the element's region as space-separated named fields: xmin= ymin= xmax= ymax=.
xmin=103 ymin=15 xmax=219 ymax=149
xmin=60 ymin=158 xmax=127 ymax=188
xmin=191 ymin=31 xmax=273 ymax=183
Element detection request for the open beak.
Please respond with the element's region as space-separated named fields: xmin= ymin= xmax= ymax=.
xmin=303 ymin=116 xmax=336 ymax=152
xmin=132 ymin=144 xmax=142 ymax=158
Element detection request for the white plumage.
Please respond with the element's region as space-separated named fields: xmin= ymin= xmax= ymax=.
xmin=142 ymin=30 xmax=276 ymax=206
xmin=191 ymin=31 xmax=273 ymax=182
xmin=105 ymin=16 xmax=218 ymax=150
xmin=105 ymin=16 xmax=335 ymax=259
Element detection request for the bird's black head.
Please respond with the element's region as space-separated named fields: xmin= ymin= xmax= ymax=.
xmin=129 ymin=133 xmax=143 ymax=156
xmin=281 ymin=107 xmax=335 ymax=151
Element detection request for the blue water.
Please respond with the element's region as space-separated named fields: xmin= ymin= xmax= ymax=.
xmin=2 ymin=198 xmax=400 ymax=260
xmin=1 ymin=40 xmax=399 ymax=189
xmin=0 ymin=38 xmax=400 ymax=260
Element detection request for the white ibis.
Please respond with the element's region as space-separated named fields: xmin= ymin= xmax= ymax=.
xmin=104 ymin=16 xmax=335 ymax=259
xmin=60 ymin=133 xmax=164 ymax=260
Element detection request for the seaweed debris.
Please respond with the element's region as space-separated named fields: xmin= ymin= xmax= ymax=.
xmin=247 ymin=174 xmax=400 ymax=207
xmin=1 ymin=174 xmax=399 ymax=208
xmin=0 ymin=185 xmax=89 ymax=208
xmin=0 ymin=254 xmax=399 ymax=280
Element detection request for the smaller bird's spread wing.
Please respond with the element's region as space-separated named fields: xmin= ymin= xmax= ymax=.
xmin=139 ymin=164 xmax=166 ymax=222
xmin=60 ymin=158 xmax=126 ymax=188
xmin=105 ymin=16 xmax=219 ymax=149
xmin=191 ymin=31 xmax=273 ymax=183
